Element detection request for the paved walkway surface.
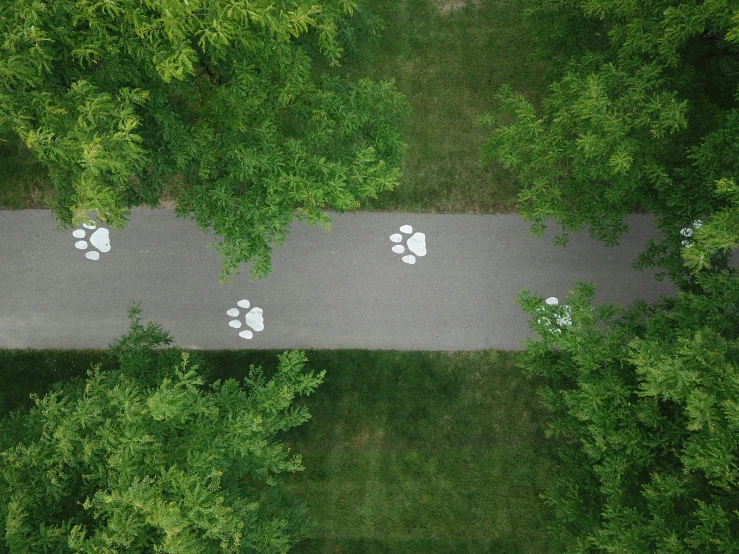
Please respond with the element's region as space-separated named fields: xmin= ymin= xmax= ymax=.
xmin=0 ymin=210 xmax=675 ymax=350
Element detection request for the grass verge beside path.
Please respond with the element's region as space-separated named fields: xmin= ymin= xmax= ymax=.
xmin=1 ymin=349 xmax=559 ymax=552
xmin=327 ymin=0 xmax=548 ymax=213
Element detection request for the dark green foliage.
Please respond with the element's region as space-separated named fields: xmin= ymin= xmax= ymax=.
xmin=517 ymin=275 xmax=739 ymax=552
xmin=480 ymin=0 xmax=739 ymax=285
xmin=0 ymin=306 xmax=324 ymax=553
xmin=0 ymin=0 xmax=409 ymax=279
xmin=0 ymin=349 xmax=107 ymax=414
xmin=484 ymin=2 xmax=739 ymax=548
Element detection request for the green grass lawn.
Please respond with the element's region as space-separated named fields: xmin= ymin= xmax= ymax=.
xmin=1 ymin=349 xmax=560 ymax=552
xmin=278 ymin=350 xmax=558 ymax=554
xmin=325 ymin=0 xmax=548 ymax=213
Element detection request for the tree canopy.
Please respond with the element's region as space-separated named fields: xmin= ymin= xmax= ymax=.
xmin=480 ymin=0 xmax=739 ymax=285
xmin=0 ymin=306 xmax=325 ymax=553
xmin=486 ymin=1 xmax=739 ymax=550
xmin=0 ymin=0 xmax=408 ymax=278
xmin=518 ymin=276 xmax=739 ymax=553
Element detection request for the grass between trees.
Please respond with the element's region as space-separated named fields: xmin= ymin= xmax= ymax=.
xmin=0 ymin=0 xmax=546 ymax=214
xmin=326 ymin=0 xmax=548 ymax=213
xmin=0 ymin=348 xmax=560 ymax=553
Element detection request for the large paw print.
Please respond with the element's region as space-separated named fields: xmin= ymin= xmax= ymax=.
xmin=227 ymin=299 xmax=264 ymax=340
xmin=390 ymin=225 xmax=426 ymax=265
xmin=72 ymin=222 xmax=111 ymax=260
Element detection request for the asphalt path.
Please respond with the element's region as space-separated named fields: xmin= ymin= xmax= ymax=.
xmin=0 ymin=210 xmax=675 ymax=350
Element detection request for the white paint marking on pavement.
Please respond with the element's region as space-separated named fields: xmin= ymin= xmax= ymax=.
xmin=392 ymin=225 xmax=426 ymax=265
xmin=245 ymin=307 xmax=264 ymax=332
xmin=407 ymin=232 xmax=426 ymax=257
xmin=73 ymin=220 xmax=111 ymax=261
xmin=89 ymin=228 xmax=110 ymax=252
xmin=228 ymin=300 xmax=264 ymax=339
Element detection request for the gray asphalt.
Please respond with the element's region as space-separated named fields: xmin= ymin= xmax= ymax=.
xmin=0 ymin=210 xmax=675 ymax=350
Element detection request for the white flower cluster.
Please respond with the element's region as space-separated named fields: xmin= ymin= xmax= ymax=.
xmin=536 ymin=297 xmax=572 ymax=334
xmin=680 ymin=219 xmax=703 ymax=248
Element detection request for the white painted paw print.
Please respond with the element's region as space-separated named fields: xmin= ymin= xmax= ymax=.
xmin=390 ymin=225 xmax=426 ymax=264
xmin=72 ymin=222 xmax=111 ymax=260
xmin=227 ymin=299 xmax=264 ymax=340
xmin=680 ymin=219 xmax=703 ymax=248
xmin=536 ymin=297 xmax=572 ymax=334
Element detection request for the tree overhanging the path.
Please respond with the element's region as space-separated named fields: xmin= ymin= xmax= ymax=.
xmin=480 ymin=0 xmax=739 ymax=550
xmin=0 ymin=0 xmax=409 ymax=279
xmin=479 ymin=0 xmax=739 ymax=288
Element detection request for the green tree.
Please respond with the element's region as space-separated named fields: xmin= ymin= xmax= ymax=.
xmin=0 ymin=305 xmax=325 ymax=553
xmin=518 ymin=275 xmax=739 ymax=553
xmin=0 ymin=0 xmax=408 ymax=278
xmin=480 ymin=0 xmax=739 ymax=285
xmin=485 ymin=1 xmax=739 ymax=549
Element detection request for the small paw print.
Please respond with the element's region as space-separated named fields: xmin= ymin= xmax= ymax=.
xmin=390 ymin=225 xmax=426 ymax=264
xmin=680 ymin=219 xmax=703 ymax=248
xmin=72 ymin=222 xmax=111 ymax=260
xmin=227 ymin=299 xmax=264 ymax=340
xmin=536 ymin=297 xmax=572 ymax=334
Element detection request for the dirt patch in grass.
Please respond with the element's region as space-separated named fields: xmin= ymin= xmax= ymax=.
xmin=436 ymin=0 xmax=482 ymax=14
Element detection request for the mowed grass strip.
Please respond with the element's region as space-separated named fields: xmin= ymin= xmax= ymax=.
xmin=207 ymin=350 xmax=559 ymax=553
xmin=0 ymin=349 xmax=108 ymax=413
xmin=0 ymin=349 xmax=560 ymax=552
xmin=324 ymin=0 xmax=548 ymax=213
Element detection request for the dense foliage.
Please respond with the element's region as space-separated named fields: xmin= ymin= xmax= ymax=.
xmin=480 ymin=0 xmax=739 ymax=284
xmin=486 ymin=0 xmax=739 ymax=551
xmin=519 ymin=277 xmax=739 ymax=552
xmin=0 ymin=306 xmax=325 ymax=553
xmin=0 ymin=0 xmax=408 ymax=278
